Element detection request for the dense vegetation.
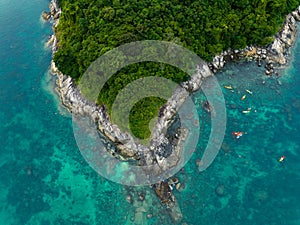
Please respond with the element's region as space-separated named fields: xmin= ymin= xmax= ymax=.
xmin=54 ymin=0 xmax=300 ymax=139
xmin=129 ymin=97 xmax=166 ymax=139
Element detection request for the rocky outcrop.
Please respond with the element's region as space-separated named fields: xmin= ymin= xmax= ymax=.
xmin=41 ymin=0 xmax=61 ymax=21
xmin=49 ymin=0 xmax=61 ymax=19
xmin=46 ymin=35 xmax=55 ymax=48
xmin=267 ymin=13 xmax=298 ymax=66
xmin=150 ymin=61 xmax=212 ymax=149
xmin=41 ymin=11 xmax=51 ymax=21
xmin=153 ymin=181 xmax=173 ymax=204
xmin=153 ymin=181 xmax=182 ymax=223
xmin=202 ymin=100 xmax=213 ymax=113
xmin=209 ymin=6 xmax=300 ymax=75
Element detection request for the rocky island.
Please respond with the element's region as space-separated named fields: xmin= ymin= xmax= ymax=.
xmin=43 ymin=0 xmax=300 ymax=222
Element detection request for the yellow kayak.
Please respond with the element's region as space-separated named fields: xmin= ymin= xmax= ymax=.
xmin=224 ymin=85 xmax=233 ymax=90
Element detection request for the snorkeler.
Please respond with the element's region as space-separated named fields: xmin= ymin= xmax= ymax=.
xmin=232 ymin=131 xmax=244 ymax=139
xmin=278 ymin=155 xmax=286 ymax=162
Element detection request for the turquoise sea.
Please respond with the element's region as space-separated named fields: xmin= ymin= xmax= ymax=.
xmin=0 ymin=1 xmax=299 ymax=224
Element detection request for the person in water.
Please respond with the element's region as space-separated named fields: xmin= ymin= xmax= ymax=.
xmin=232 ymin=132 xmax=244 ymax=139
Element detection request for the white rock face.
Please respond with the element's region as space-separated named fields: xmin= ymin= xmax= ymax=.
xmin=268 ymin=13 xmax=298 ymax=65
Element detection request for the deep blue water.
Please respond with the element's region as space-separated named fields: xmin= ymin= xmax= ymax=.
xmin=0 ymin=1 xmax=299 ymax=224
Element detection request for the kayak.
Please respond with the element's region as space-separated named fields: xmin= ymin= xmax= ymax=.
xmin=245 ymin=89 xmax=253 ymax=94
xmin=241 ymin=95 xmax=246 ymax=100
xmin=224 ymin=85 xmax=233 ymax=90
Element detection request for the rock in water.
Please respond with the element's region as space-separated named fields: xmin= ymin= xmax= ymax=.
xmin=153 ymin=181 xmax=172 ymax=204
xmin=126 ymin=194 xmax=133 ymax=204
xmin=202 ymin=100 xmax=213 ymax=113
xmin=41 ymin=11 xmax=51 ymax=21
xmin=138 ymin=192 xmax=145 ymax=201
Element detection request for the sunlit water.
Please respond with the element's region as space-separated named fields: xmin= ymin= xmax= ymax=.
xmin=0 ymin=1 xmax=299 ymax=224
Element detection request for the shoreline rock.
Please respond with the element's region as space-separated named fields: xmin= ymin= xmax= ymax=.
xmin=46 ymin=35 xmax=55 ymax=48
xmin=41 ymin=11 xmax=51 ymax=21
xmin=41 ymin=0 xmax=61 ymax=22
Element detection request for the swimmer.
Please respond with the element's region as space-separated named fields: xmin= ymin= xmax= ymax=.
xmin=278 ymin=155 xmax=286 ymax=162
xmin=232 ymin=131 xmax=244 ymax=139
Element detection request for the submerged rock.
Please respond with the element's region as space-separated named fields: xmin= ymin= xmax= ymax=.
xmin=126 ymin=194 xmax=133 ymax=204
xmin=138 ymin=192 xmax=145 ymax=201
xmin=221 ymin=142 xmax=230 ymax=152
xmin=215 ymin=184 xmax=225 ymax=196
xmin=253 ymin=190 xmax=268 ymax=202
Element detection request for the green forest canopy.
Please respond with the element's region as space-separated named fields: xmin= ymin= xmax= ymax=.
xmin=54 ymin=0 xmax=300 ymax=139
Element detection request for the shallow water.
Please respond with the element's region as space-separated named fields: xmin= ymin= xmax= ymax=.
xmin=0 ymin=1 xmax=299 ymax=224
